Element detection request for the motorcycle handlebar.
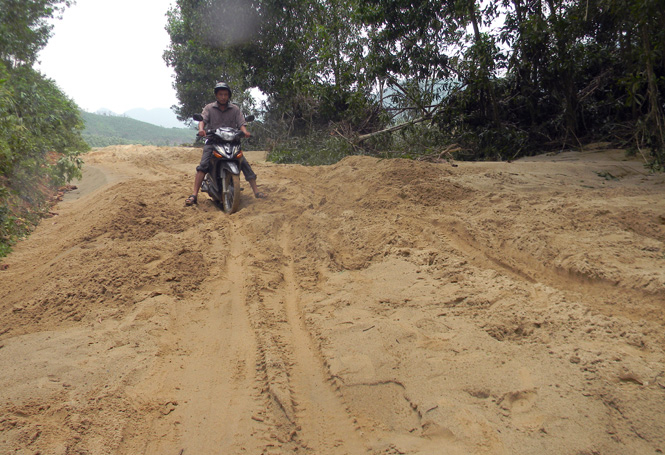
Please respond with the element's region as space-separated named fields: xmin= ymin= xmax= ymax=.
xmin=192 ymin=113 xmax=251 ymax=139
xmin=198 ymin=129 xmax=246 ymax=140
xmin=192 ymin=113 xmax=254 ymax=124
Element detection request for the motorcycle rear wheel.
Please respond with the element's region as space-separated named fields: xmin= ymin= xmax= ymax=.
xmin=222 ymin=173 xmax=241 ymax=214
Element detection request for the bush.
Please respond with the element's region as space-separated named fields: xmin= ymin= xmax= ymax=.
xmin=0 ymin=63 xmax=88 ymax=257
xmin=268 ymin=132 xmax=358 ymax=166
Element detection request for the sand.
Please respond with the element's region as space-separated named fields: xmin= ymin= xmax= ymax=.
xmin=1 ymin=143 xmax=664 ymax=454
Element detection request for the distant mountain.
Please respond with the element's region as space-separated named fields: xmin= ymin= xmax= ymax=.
xmin=81 ymin=111 xmax=196 ymax=147
xmin=95 ymin=108 xmax=116 ymax=116
xmin=123 ymin=107 xmax=188 ymax=129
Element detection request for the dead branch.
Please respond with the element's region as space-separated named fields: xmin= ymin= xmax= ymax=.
xmin=416 ymin=144 xmax=462 ymax=163
xmin=356 ymin=115 xmax=432 ymax=143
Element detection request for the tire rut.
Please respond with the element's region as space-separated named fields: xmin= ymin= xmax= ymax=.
xmin=238 ymin=214 xmax=368 ymax=454
xmin=124 ymin=220 xmax=267 ymax=455
xmin=278 ymin=221 xmax=367 ymax=454
xmin=435 ymin=215 xmax=665 ymax=326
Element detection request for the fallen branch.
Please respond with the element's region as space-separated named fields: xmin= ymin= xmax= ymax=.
xmin=416 ymin=144 xmax=462 ymax=164
xmin=355 ymin=115 xmax=432 ymax=143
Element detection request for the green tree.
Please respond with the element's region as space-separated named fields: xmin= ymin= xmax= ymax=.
xmin=0 ymin=0 xmax=88 ymax=256
xmin=0 ymin=0 xmax=72 ymax=65
xmin=357 ymin=0 xmax=508 ymax=154
xmin=166 ymin=0 xmax=665 ymax=165
xmin=163 ymin=0 xmax=251 ymax=121
xmin=165 ymin=0 xmax=381 ymax=137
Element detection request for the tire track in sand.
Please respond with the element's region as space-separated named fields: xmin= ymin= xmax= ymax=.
xmin=436 ymin=215 xmax=665 ymax=325
xmin=278 ymin=221 xmax=367 ymax=454
xmin=240 ymin=215 xmax=367 ymax=454
xmin=131 ymin=222 xmax=269 ymax=455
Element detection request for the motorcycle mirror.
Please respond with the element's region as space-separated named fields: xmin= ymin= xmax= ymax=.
xmin=245 ymin=115 xmax=255 ymax=122
xmin=192 ymin=113 xmax=204 ymax=122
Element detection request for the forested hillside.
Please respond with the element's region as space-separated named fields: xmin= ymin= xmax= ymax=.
xmin=81 ymin=111 xmax=195 ymax=147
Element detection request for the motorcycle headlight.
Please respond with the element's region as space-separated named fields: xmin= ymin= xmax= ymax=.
xmin=214 ymin=128 xmax=238 ymax=141
xmin=213 ymin=144 xmax=232 ymax=158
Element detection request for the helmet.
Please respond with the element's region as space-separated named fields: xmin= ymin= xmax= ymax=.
xmin=214 ymin=82 xmax=232 ymax=98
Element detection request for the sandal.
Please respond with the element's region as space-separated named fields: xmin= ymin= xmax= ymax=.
xmin=185 ymin=195 xmax=198 ymax=206
xmin=255 ymin=192 xmax=267 ymax=199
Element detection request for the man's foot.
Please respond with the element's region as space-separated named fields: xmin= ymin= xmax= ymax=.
xmin=254 ymin=192 xmax=267 ymax=199
xmin=185 ymin=195 xmax=198 ymax=206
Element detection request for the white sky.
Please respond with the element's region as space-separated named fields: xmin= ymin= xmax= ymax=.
xmin=37 ymin=0 xmax=179 ymax=114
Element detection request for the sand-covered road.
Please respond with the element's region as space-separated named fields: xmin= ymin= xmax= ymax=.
xmin=1 ymin=144 xmax=664 ymax=454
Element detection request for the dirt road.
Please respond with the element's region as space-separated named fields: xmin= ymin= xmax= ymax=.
xmin=1 ymin=144 xmax=664 ymax=454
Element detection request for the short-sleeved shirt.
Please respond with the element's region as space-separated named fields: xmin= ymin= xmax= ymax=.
xmin=201 ymin=101 xmax=246 ymax=130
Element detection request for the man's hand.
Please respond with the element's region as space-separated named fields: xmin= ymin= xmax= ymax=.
xmin=197 ymin=130 xmax=206 ymax=137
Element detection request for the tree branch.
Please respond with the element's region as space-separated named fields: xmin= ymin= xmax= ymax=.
xmin=355 ymin=115 xmax=432 ymax=143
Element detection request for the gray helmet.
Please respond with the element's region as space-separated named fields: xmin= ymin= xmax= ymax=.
xmin=214 ymin=82 xmax=232 ymax=98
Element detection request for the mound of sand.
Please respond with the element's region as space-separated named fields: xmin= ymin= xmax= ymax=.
xmin=1 ymin=144 xmax=664 ymax=454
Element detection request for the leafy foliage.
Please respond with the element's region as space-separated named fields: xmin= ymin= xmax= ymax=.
xmin=163 ymin=0 xmax=253 ymax=120
xmin=165 ymin=0 xmax=665 ymax=167
xmin=268 ymin=132 xmax=357 ymax=166
xmin=0 ymin=0 xmax=88 ymax=257
xmin=0 ymin=0 xmax=72 ymax=66
xmin=164 ymin=0 xmax=383 ymax=139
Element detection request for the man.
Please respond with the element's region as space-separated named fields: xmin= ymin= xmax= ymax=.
xmin=185 ymin=82 xmax=265 ymax=206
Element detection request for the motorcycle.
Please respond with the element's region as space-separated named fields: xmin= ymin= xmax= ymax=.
xmin=192 ymin=113 xmax=254 ymax=214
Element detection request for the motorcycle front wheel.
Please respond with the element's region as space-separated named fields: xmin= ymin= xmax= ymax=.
xmin=222 ymin=172 xmax=241 ymax=214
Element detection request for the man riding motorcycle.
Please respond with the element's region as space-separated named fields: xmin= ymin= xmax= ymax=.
xmin=185 ymin=82 xmax=265 ymax=206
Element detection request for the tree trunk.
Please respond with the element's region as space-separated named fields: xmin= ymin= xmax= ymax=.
xmin=468 ymin=0 xmax=500 ymax=125
xmin=355 ymin=115 xmax=431 ymax=143
xmin=641 ymin=25 xmax=665 ymax=162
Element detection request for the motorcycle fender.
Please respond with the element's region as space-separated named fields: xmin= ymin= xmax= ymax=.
xmin=220 ymin=161 xmax=240 ymax=175
xmin=206 ymin=173 xmax=220 ymax=195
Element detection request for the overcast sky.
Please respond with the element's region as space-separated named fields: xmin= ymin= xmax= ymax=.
xmin=37 ymin=0 xmax=179 ymax=114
